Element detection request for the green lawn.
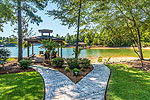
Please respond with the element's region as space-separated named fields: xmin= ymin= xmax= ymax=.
xmin=0 ymin=71 xmax=44 ymax=100
xmin=106 ymin=64 xmax=150 ymax=100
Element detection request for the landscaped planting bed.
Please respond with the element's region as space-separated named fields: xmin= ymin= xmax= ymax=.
xmin=0 ymin=59 xmax=35 ymax=74
xmin=42 ymin=57 xmax=93 ymax=83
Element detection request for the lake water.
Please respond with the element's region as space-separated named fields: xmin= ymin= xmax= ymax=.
xmin=1 ymin=46 xmax=150 ymax=58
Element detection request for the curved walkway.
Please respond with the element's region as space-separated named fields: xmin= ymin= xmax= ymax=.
xmin=30 ymin=64 xmax=110 ymax=100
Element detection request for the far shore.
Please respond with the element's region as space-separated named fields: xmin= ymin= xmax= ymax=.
xmin=87 ymin=46 xmax=150 ymax=50
xmin=65 ymin=46 xmax=150 ymax=50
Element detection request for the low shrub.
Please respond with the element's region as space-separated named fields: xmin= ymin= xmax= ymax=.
xmin=19 ymin=60 xmax=31 ymax=69
xmin=65 ymin=66 xmax=70 ymax=72
xmin=81 ymin=67 xmax=85 ymax=71
xmin=79 ymin=58 xmax=91 ymax=68
xmin=66 ymin=58 xmax=79 ymax=69
xmin=0 ymin=48 xmax=10 ymax=67
xmin=72 ymin=68 xmax=80 ymax=76
xmin=51 ymin=57 xmax=64 ymax=67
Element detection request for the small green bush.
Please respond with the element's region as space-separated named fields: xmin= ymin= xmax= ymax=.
xmin=81 ymin=67 xmax=85 ymax=71
xmin=66 ymin=58 xmax=79 ymax=69
xmin=51 ymin=57 xmax=64 ymax=67
xmin=0 ymin=48 xmax=10 ymax=67
xmin=65 ymin=66 xmax=70 ymax=72
xmin=79 ymin=58 xmax=91 ymax=68
xmin=19 ymin=60 xmax=31 ymax=69
xmin=98 ymin=57 xmax=103 ymax=62
xmin=72 ymin=68 xmax=80 ymax=76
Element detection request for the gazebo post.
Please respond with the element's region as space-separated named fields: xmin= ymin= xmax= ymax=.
xmin=32 ymin=43 xmax=34 ymax=55
xmin=49 ymin=33 xmax=50 ymax=41
xmin=61 ymin=43 xmax=62 ymax=58
xmin=58 ymin=47 xmax=59 ymax=56
xmin=27 ymin=42 xmax=30 ymax=57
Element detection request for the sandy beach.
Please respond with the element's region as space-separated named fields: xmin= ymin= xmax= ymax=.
xmin=87 ymin=57 xmax=140 ymax=63
xmin=87 ymin=46 xmax=150 ymax=50
xmin=66 ymin=46 xmax=150 ymax=50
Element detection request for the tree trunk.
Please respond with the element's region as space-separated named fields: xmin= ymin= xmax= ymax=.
xmin=18 ymin=1 xmax=23 ymax=61
xmin=137 ymin=35 xmax=143 ymax=60
xmin=75 ymin=0 xmax=81 ymax=58
xmin=134 ymin=22 xmax=144 ymax=60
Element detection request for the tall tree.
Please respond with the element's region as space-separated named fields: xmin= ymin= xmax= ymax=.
xmin=92 ymin=0 xmax=150 ymax=67
xmin=13 ymin=16 xmax=35 ymax=44
xmin=0 ymin=1 xmax=15 ymax=31
xmin=47 ymin=0 xmax=94 ymax=58
xmin=75 ymin=0 xmax=82 ymax=58
xmin=5 ymin=0 xmax=48 ymax=61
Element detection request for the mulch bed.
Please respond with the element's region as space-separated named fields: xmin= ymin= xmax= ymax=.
xmin=111 ymin=60 xmax=150 ymax=72
xmin=0 ymin=60 xmax=35 ymax=75
xmin=41 ymin=63 xmax=93 ymax=84
xmin=1 ymin=59 xmax=93 ymax=84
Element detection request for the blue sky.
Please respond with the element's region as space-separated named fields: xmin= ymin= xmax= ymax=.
xmin=0 ymin=2 xmax=76 ymax=37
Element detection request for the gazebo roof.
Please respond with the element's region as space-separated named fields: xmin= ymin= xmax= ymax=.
xmin=78 ymin=42 xmax=86 ymax=45
xmin=24 ymin=35 xmax=65 ymax=43
xmin=38 ymin=29 xmax=53 ymax=33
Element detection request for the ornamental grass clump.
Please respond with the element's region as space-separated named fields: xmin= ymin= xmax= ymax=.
xmin=66 ymin=58 xmax=79 ymax=69
xmin=51 ymin=58 xmax=64 ymax=67
xmin=19 ymin=60 xmax=31 ymax=69
xmin=79 ymin=58 xmax=91 ymax=68
xmin=65 ymin=66 xmax=70 ymax=72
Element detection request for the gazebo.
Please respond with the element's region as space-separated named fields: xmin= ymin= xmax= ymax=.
xmin=74 ymin=42 xmax=87 ymax=48
xmin=24 ymin=29 xmax=65 ymax=58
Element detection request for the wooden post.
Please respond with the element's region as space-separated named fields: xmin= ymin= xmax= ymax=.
xmin=32 ymin=43 xmax=34 ymax=55
xmin=58 ymin=48 xmax=59 ymax=56
xmin=61 ymin=43 xmax=62 ymax=58
xmin=27 ymin=42 xmax=30 ymax=57
xmin=49 ymin=33 xmax=50 ymax=41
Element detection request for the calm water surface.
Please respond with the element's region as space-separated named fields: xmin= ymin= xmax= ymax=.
xmin=1 ymin=46 xmax=150 ymax=58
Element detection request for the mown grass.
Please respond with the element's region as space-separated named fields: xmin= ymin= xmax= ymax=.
xmin=106 ymin=64 xmax=150 ymax=100
xmin=0 ymin=71 xmax=44 ymax=100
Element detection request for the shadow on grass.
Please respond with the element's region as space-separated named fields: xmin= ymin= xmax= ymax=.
xmin=0 ymin=71 xmax=44 ymax=100
xmin=106 ymin=64 xmax=150 ymax=100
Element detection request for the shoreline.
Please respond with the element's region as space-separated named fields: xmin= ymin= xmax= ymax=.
xmin=87 ymin=57 xmax=140 ymax=63
xmin=65 ymin=46 xmax=150 ymax=50
xmin=2 ymin=46 xmax=150 ymax=50
xmin=87 ymin=46 xmax=150 ymax=50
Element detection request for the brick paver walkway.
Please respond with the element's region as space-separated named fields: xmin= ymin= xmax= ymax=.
xmin=30 ymin=64 xmax=110 ymax=100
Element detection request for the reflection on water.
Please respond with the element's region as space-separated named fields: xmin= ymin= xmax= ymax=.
xmin=1 ymin=46 xmax=150 ymax=58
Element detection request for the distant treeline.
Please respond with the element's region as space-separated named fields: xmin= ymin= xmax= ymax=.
xmin=2 ymin=31 xmax=150 ymax=47
xmin=65 ymin=31 xmax=150 ymax=47
xmin=0 ymin=35 xmax=17 ymax=47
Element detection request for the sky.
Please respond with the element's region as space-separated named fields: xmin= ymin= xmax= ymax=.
xmin=0 ymin=2 xmax=76 ymax=37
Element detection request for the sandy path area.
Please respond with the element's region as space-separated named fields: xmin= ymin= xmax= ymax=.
xmin=87 ymin=57 xmax=140 ymax=63
xmin=87 ymin=46 xmax=150 ymax=50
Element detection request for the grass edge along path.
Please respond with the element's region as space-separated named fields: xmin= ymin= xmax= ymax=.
xmin=0 ymin=71 xmax=44 ymax=100
xmin=106 ymin=64 xmax=150 ymax=100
